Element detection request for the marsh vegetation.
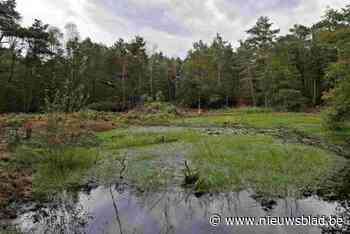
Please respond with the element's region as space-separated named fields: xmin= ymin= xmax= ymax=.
xmin=0 ymin=107 xmax=349 ymax=234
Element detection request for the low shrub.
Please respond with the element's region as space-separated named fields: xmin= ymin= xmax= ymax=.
xmin=120 ymin=102 xmax=180 ymax=124
xmin=78 ymin=110 xmax=100 ymax=120
xmin=144 ymin=102 xmax=177 ymax=114
xmin=87 ymin=101 xmax=123 ymax=112
xmin=274 ymin=89 xmax=308 ymax=112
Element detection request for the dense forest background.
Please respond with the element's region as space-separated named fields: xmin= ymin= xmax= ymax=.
xmin=0 ymin=0 xmax=350 ymax=126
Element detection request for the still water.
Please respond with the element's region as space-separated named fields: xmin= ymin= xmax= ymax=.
xmin=14 ymin=184 xmax=348 ymax=234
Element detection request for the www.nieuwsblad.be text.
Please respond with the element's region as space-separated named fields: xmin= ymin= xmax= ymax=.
xmin=209 ymin=214 xmax=348 ymax=227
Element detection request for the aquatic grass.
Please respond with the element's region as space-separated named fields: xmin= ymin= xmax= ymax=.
xmin=96 ymin=126 xmax=346 ymax=195
xmin=92 ymin=132 xmax=194 ymax=190
xmin=32 ymin=147 xmax=100 ymax=199
xmin=6 ymin=141 xmax=100 ymax=200
xmin=189 ymin=134 xmax=341 ymax=197
xmin=126 ymin=159 xmax=175 ymax=190
xmin=10 ymin=117 xmax=346 ymax=201
xmin=91 ymin=149 xmax=180 ymax=190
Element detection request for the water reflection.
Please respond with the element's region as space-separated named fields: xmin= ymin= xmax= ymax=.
xmin=15 ymin=184 xmax=345 ymax=234
xmin=18 ymin=191 xmax=90 ymax=234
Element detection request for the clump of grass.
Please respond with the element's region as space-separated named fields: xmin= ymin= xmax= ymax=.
xmin=189 ymin=134 xmax=340 ymax=197
xmin=32 ymin=147 xmax=99 ymax=199
xmin=181 ymin=161 xmax=213 ymax=197
xmin=4 ymin=109 xmax=104 ymax=201
xmin=182 ymin=160 xmax=200 ymax=186
xmin=13 ymin=143 xmax=100 ymax=200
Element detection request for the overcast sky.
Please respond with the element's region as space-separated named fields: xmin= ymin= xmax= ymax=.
xmin=16 ymin=0 xmax=348 ymax=58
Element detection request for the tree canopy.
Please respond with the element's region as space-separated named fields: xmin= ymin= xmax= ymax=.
xmin=0 ymin=1 xmax=350 ymax=127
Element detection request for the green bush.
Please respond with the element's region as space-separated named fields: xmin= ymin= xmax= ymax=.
xmin=322 ymin=83 xmax=350 ymax=130
xmin=87 ymin=101 xmax=122 ymax=112
xmin=155 ymin=91 xmax=165 ymax=102
xmin=145 ymin=102 xmax=177 ymax=114
xmin=120 ymin=102 xmax=179 ymax=124
xmin=322 ymin=61 xmax=350 ymax=130
xmin=274 ymin=89 xmax=308 ymax=112
xmin=44 ymin=79 xmax=89 ymax=113
xmin=322 ymin=107 xmax=341 ymax=130
xmin=78 ymin=110 xmax=99 ymax=120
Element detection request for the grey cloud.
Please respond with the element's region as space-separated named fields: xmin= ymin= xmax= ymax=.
xmin=16 ymin=0 xmax=349 ymax=57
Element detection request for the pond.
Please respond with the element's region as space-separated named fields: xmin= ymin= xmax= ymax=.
xmin=4 ymin=126 xmax=350 ymax=233
xmin=13 ymin=184 xmax=349 ymax=234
